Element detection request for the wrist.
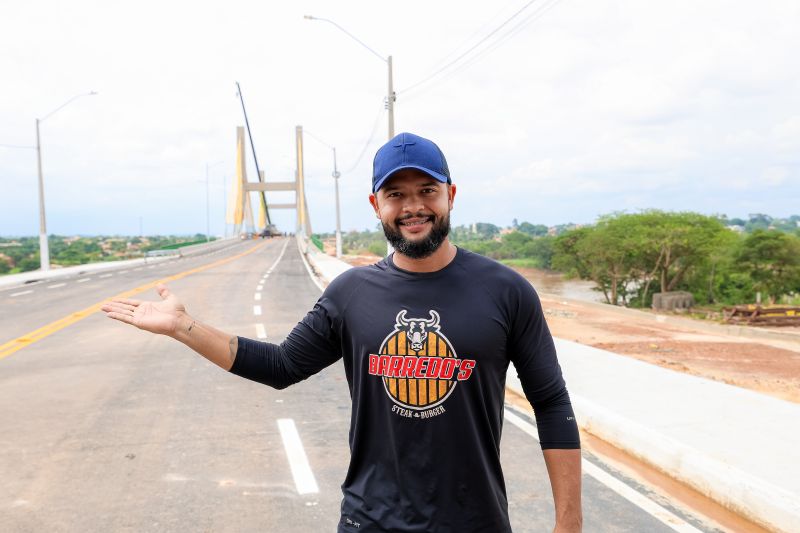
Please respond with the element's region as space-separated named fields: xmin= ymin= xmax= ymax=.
xmin=170 ymin=313 xmax=192 ymax=338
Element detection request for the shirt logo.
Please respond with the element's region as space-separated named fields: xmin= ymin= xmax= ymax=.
xmin=368 ymin=310 xmax=476 ymax=416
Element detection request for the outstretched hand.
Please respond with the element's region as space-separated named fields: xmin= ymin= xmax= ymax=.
xmin=101 ymin=284 xmax=187 ymax=336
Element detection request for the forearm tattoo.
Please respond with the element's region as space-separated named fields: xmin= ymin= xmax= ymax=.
xmin=228 ymin=336 xmax=238 ymax=366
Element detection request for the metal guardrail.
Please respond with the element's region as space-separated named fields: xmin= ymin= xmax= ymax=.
xmin=144 ymin=249 xmax=181 ymax=258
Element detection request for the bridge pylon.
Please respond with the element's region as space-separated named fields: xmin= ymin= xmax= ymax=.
xmin=227 ymin=125 xmax=313 ymax=237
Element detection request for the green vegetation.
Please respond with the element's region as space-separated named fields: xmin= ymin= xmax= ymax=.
xmin=339 ymin=226 xmax=389 ymax=257
xmin=456 ymin=231 xmax=556 ymax=269
xmin=0 ymin=234 xmax=212 ymax=275
xmin=734 ymin=230 xmax=800 ymax=304
xmin=719 ymin=213 xmax=800 ymax=234
xmin=552 ymin=211 xmax=800 ymax=307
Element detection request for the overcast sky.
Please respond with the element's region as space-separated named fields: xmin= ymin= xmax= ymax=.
xmin=1 ymin=0 xmax=798 ymax=237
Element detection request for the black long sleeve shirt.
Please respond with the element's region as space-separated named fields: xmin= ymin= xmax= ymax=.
xmin=231 ymin=248 xmax=579 ymax=532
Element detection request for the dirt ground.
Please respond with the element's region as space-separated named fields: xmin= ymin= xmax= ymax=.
xmin=512 ymin=267 xmax=800 ymax=404
xmin=339 ymin=252 xmax=800 ymax=404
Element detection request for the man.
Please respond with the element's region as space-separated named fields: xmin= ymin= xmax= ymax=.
xmin=102 ymin=132 xmax=582 ymax=532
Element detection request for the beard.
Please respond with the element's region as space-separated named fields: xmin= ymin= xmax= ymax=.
xmin=382 ymin=211 xmax=451 ymax=259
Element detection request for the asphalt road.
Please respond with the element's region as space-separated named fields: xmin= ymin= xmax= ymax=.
xmin=0 ymin=238 xmax=722 ymax=532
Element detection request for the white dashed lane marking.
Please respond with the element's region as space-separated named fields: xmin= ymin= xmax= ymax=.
xmin=47 ymin=283 xmax=66 ymax=289
xmin=99 ymin=273 xmax=113 ymax=278
xmin=77 ymin=278 xmax=91 ymax=283
xmin=248 ymin=239 xmax=290 ymax=318
xmin=10 ymin=290 xmax=33 ymax=297
xmin=277 ymin=419 xmax=319 ymax=495
xmin=255 ymin=323 xmax=267 ymax=339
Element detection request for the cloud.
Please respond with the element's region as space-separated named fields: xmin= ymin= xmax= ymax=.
xmin=760 ymin=166 xmax=789 ymax=186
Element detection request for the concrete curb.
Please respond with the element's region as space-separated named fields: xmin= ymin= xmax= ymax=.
xmin=506 ymin=338 xmax=800 ymax=532
xmin=565 ymin=391 xmax=800 ymax=533
xmin=301 ymin=243 xmax=798 ymax=532
xmin=302 ymin=239 xmax=353 ymax=285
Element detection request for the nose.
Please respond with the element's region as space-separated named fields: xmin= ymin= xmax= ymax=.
xmin=402 ymin=193 xmax=426 ymax=214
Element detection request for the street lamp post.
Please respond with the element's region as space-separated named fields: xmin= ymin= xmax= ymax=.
xmin=387 ymin=55 xmax=394 ymax=139
xmin=222 ymin=175 xmax=228 ymax=238
xmin=303 ymin=130 xmax=344 ymax=259
xmin=332 ymin=147 xmax=342 ymax=258
xmin=35 ymin=91 xmax=97 ymax=271
xmin=304 ymin=15 xmax=395 ymax=140
xmin=205 ymin=163 xmax=211 ymax=242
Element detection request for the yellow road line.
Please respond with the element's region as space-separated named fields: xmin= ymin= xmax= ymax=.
xmin=0 ymin=240 xmax=271 ymax=361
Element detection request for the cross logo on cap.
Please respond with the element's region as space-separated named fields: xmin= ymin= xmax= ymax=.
xmin=393 ymin=135 xmax=416 ymax=153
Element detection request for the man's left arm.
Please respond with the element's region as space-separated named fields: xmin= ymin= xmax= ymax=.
xmin=504 ymin=273 xmax=582 ymax=530
xmin=543 ymin=448 xmax=582 ymax=533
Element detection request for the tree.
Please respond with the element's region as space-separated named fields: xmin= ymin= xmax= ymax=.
xmin=18 ymin=256 xmax=40 ymax=272
xmin=745 ymin=213 xmax=772 ymax=232
xmin=523 ymin=236 xmax=555 ymax=269
xmin=679 ymin=228 xmax=742 ymax=305
xmin=552 ymin=211 xmax=730 ymax=307
xmin=735 ymin=230 xmax=800 ymax=304
xmin=630 ymin=211 xmax=729 ymax=294
xmin=552 ymin=227 xmax=593 ymax=281
xmin=474 ymin=222 xmax=501 ymax=239
xmin=517 ymin=222 xmax=549 ymax=237
xmin=553 ymin=223 xmax=640 ymax=305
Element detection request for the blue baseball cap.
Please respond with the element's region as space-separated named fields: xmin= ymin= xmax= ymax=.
xmin=372 ymin=132 xmax=451 ymax=193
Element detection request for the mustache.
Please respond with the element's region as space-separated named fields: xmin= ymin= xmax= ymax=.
xmin=396 ymin=213 xmax=434 ymax=223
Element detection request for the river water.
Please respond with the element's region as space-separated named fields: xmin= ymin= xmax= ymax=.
xmin=513 ymin=267 xmax=607 ymax=303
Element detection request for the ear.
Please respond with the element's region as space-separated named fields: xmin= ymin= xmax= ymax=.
xmin=448 ymin=183 xmax=457 ymax=211
xmin=369 ymin=193 xmax=381 ymax=218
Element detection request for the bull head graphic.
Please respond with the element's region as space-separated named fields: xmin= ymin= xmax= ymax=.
xmin=395 ymin=310 xmax=441 ymax=352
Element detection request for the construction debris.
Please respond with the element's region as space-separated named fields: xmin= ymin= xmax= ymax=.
xmin=723 ymin=305 xmax=800 ymax=327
